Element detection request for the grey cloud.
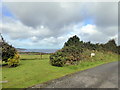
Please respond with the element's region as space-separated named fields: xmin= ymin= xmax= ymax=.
xmin=3 ymin=2 xmax=84 ymax=29
xmin=3 ymin=2 xmax=117 ymax=32
xmin=97 ymin=26 xmax=118 ymax=37
xmin=2 ymin=2 xmax=119 ymax=48
xmin=82 ymin=2 xmax=118 ymax=27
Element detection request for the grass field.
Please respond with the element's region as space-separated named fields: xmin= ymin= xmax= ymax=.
xmin=2 ymin=51 xmax=118 ymax=88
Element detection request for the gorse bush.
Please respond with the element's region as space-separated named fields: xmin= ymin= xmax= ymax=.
xmin=118 ymin=46 xmax=120 ymax=54
xmin=62 ymin=46 xmax=83 ymax=65
xmin=103 ymin=39 xmax=117 ymax=53
xmin=50 ymin=35 xmax=83 ymax=66
xmin=1 ymin=34 xmax=20 ymax=67
xmin=2 ymin=42 xmax=17 ymax=62
xmin=50 ymin=35 xmax=119 ymax=67
xmin=50 ymin=46 xmax=83 ymax=66
xmin=50 ymin=51 xmax=67 ymax=67
xmin=8 ymin=53 xmax=20 ymax=67
xmin=64 ymin=35 xmax=80 ymax=47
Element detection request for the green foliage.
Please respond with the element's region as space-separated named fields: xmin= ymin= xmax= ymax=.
xmin=82 ymin=39 xmax=118 ymax=53
xmin=1 ymin=34 xmax=20 ymax=67
xmin=8 ymin=53 xmax=20 ymax=67
xmin=61 ymin=46 xmax=83 ymax=65
xmin=83 ymin=41 xmax=96 ymax=50
xmin=50 ymin=35 xmax=118 ymax=67
xmin=50 ymin=35 xmax=83 ymax=67
xmin=50 ymin=51 xmax=67 ymax=67
xmin=118 ymin=46 xmax=120 ymax=54
xmin=2 ymin=42 xmax=17 ymax=62
xmin=64 ymin=35 xmax=80 ymax=47
xmin=103 ymin=39 xmax=117 ymax=53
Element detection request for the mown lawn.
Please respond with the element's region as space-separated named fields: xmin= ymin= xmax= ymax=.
xmin=2 ymin=51 xmax=118 ymax=88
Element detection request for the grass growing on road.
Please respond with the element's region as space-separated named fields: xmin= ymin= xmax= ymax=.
xmin=2 ymin=51 xmax=118 ymax=88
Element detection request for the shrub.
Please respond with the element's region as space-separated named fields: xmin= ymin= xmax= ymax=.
xmin=50 ymin=35 xmax=84 ymax=67
xmin=104 ymin=39 xmax=117 ymax=53
xmin=50 ymin=46 xmax=83 ymax=67
xmin=2 ymin=42 xmax=17 ymax=62
xmin=8 ymin=53 xmax=20 ymax=67
xmin=1 ymin=34 xmax=20 ymax=67
xmin=118 ymin=46 xmax=120 ymax=54
xmin=50 ymin=51 xmax=67 ymax=67
xmin=50 ymin=35 xmax=118 ymax=67
xmin=61 ymin=46 xmax=83 ymax=65
xmin=64 ymin=35 xmax=80 ymax=47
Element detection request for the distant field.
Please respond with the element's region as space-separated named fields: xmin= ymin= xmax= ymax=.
xmin=2 ymin=51 xmax=118 ymax=88
xmin=20 ymin=54 xmax=50 ymax=60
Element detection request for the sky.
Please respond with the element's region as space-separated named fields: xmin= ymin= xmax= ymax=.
xmin=1 ymin=2 xmax=119 ymax=49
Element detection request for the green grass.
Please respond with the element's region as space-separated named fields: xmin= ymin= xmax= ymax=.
xmin=20 ymin=54 xmax=50 ymax=60
xmin=2 ymin=51 xmax=118 ymax=88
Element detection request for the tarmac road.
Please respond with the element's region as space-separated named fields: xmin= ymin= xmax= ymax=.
xmin=31 ymin=61 xmax=118 ymax=88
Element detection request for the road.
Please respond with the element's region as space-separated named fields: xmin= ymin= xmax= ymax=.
xmin=31 ymin=61 xmax=118 ymax=88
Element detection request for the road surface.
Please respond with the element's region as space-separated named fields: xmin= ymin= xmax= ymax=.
xmin=31 ymin=61 xmax=118 ymax=88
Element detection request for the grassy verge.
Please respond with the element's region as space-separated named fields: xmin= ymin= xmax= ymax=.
xmin=2 ymin=51 xmax=118 ymax=88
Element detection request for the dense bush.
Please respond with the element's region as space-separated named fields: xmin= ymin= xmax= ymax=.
xmin=50 ymin=35 xmax=118 ymax=67
xmin=103 ymin=39 xmax=117 ymax=53
xmin=50 ymin=51 xmax=67 ymax=67
xmin=118 ymin=46 xmax=120 ymax=54
xmin=50 ymin=35 xmax=83 ymax=66
xmin=61 ymin=46 xmax=83 ymax=65
xmin=64 ymin=35 xmax=80 ymax=47
xmin=50 ymin=46 xmax=83 ymax=66
xmin=8 ymin=53 xmax=20 ymax=67
xmin=1 ymin=34 xmax=20 ymax=67
xmin=2 ymin=42 xmax=17 ymax=62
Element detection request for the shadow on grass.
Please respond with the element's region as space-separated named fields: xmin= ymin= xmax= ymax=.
xmin=0 ymin=63 xmax=8 ymax=67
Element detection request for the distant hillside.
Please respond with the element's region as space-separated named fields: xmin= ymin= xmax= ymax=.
xmin=16 ymin=48 xmax=26 ymax=52
xmin=16 ymin=48 xmax=58 ymax=53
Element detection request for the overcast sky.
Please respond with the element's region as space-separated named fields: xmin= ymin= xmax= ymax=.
xmin=1 ymin=2 xmax=118 ymax=49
